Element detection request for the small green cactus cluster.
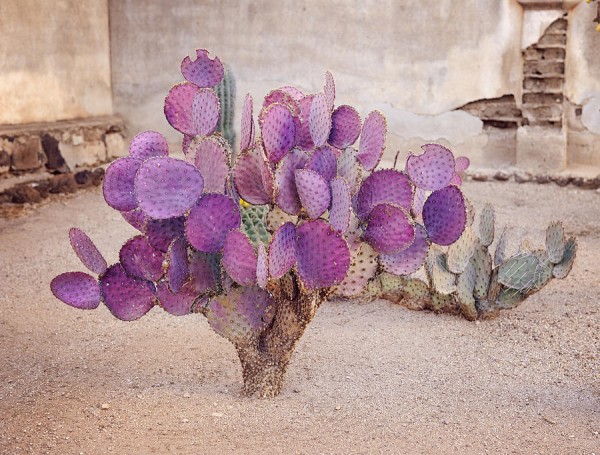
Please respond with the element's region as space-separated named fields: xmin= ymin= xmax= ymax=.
xmin=364 ymin=203 xmax=577 ymax=320
xmin=215 ymin=65 xmax=237 ymax=150
xmin=240 ymin=203 xmax=271 ymax=247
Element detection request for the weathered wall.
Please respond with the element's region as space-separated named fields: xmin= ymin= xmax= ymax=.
xmin=109 ymin=0 xmax=523 ymax=165
xmin=0 ymin=0 xmax=113 ymax=125
xmin=565 ymin=1 xmax=600 ymax=166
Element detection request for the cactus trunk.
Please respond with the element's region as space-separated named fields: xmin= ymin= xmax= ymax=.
xmin=235 ymin=291 xmax=320 ymax=397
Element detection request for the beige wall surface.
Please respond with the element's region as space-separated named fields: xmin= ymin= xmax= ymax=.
xmin=109 ymin=0 xmax=523 ymax=162
xmin=0 ymin=0 xmax=113 ymax=125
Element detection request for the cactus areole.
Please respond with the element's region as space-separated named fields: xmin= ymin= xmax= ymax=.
xmin=51 ymin=50 xmax=576 ymax=397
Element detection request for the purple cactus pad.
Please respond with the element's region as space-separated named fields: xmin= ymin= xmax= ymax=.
xmin=268 ymin=222 xmax=297 ymax=279
xmin=309 ymin=93 xmax=332 ymax=148
xmin=294 ymin=169 xmax=331 ymax=219
xmin=146 ymin=217 xmax=185 ymax=253
xmin=263 ymin=89 xmax=300 ymax=116
xmin=164 ymin=82 xmax=199 ymax=136
xmin=188 ymin=251 xmax=220 ymax=294
xmin=406 ymin=144 xmax=455 ymax=191
xmin=240 ymin=94 xmax=254 ymax=152
xmin=379 ymin=223 xmax=430 ymax=275
xmin=260 ymin=103 xmax=296 ymax=163
xmin=206 ymin=286 xmax=275 ymax=341
xmin=156 ymin=280 xmax=197 ymax=316
xmin=357 ymin=111 xmax=386 ymax=171
xmin=129 ymin=131 xmax=169 ymax=160
xmin=99 ymin=263 xmax=156 ymax=321
xmin=274 ymin=148 xmax=308 ymax=215
xmin=336 ymin=147 xmax=362 ymax=194
xmin=166 ymin=237 xmax=190 ymax=293
xmin=69 ymin=228 xmax=108 ymax=275
xmin=324 ymin=71 xmax=335 ymax=110
xmin=180 ymin=49 xmax=224 ymax=88
xmin=363 ymin=204 xmax=415 ymax=254
xmin=121 ymin=208 xmax=147 ymax=232
xmin=296 ymin=95 xmax=315 ymax=150
xmin=119 ymin=235 xmax=165 ymax=282
xmin=186 ymin=194 xmax=241 ymax=252
xmin=135 ymin=157 xmax=203 ymax=220
xmin=182 ymin=134 xmax=193 ymax=155
xmin=411 ymin=187 xmax=429 ymax=218
xmin=455 ymin=156 xmax=470 ymax=173
xmin=233 ymin=148 xmax=271 ymax=205
xmin=103 ymin=157 xmax=142 ymax=212
xmin=305 ymin=146 xmax=337 ymax=181
xmin=356 ymin=169 xmax=413 ymax=220
xmin=51 ymin=272 xmax=101 ymax=310
xmin=192 ymin=88 xmax=220 ymax=136
xmin=188 ymin=136 xmax=230 ymax=194
xmin=256 ymin=242 xmax=268 ymax=288
xmin=328 ymin=105 xmax=361 ymax=149
xmin=222 ymin=230 xmax=257 ymax=286
xmin=450 ymin=172 xmax=462 ymax=186
xmin=296 ymin=219 xmax=351 ymax=289
xmin=279 ymin=85 xmax=304 ymax=101
xmin=329 ymin=177 xmax=351 ymax=232
xmin=422 ymin=185 xmax=467 ymax=246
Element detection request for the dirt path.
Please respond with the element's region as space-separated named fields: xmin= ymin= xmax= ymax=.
xmin=0 ymin=181 xmax=598 ymax=454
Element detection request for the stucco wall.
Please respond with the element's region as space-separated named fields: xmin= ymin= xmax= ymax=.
xmin=109 ymin=0 xmax=523 ymax=164
xmin=0 ymin=0 xmax=113 ymax=125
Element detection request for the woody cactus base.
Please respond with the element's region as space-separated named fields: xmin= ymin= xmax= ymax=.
xmin=51 ymin=50 xmax=576 ymax=397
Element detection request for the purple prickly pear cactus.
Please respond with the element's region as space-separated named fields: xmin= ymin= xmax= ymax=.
xmin=53 ymin=49 xmax=572 ymax=398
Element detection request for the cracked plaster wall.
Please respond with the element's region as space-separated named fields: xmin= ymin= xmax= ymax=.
xmin=0 ymin=0 xmax=113 ymax=125
xmin=109 ymin=0 xmax=522 ymax=165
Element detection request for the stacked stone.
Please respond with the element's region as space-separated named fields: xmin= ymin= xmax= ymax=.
xmin=522 ymin=18 xmax=567 ymax=128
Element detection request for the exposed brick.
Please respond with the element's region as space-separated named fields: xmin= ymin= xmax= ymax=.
xmin=522 ymin=104 xmax=562 ymax=123
xmin=523 ymin=60 xmax=564 ymax=77
xmin=546 ymin=18 xmax=567 ymax=33
xmin=523 ymin=77 xmax=563 ymax=93
xmin=522 ymin=93 xmax=563 ymax=105
xmin=523 ymin=46 xmax=565 ymax=62
xmin=537 ymin=33 xmax=566 ymax=46
xmin=0 ymin=150 xmax=10 ymax=174
xmin=104 ymin=133 xmax=126 ymax=158
xmin=59 ymin=140 xmax=105 ymax=168
xmin=11 ymin=136 xmax=44 ymax=171
xmin=48 ymin=174 xmax=78 ymax=194
xmin=42 ymin=133 xmax=69 ymax=173
xmin=74 ymin=170 xmax=94 ymax=187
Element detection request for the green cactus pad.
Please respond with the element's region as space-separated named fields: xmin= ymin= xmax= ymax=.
xmin=431 ymin=292 xmax=455 ymax=312
xmin=498 ymin=254 xmax=539 ymax=291
xmin=477 ymin=203 xmax=495 ymax=247
xmin=471 ymin=245 xmax=492 ymax=299
xmin=446 ymin=227 xmax=478 ymax=274
xmin=495 ymin=287 xmax=527 ymax=309
xmin=455 ymin=261 xmax=478 ymax=320
xmin=465 ymin=197 xmax=475 ymax=227
xmin=240 ymin=204 xmax=271 ymax=247
xmin=336 ymin=243 xmax=378 ymax=297
xmin=552 ymin=236 xmax=577 ymax=279
xmin=425 ymin=249 xmax=456 ymax=295
xmin=494 ymin=226 xmax=508 ymax=267
xmin=545 ymin=221 xmax=566 ymax=265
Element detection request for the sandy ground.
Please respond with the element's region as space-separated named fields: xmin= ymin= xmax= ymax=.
xmin=0 ymin=180 xmax=598 ymax=454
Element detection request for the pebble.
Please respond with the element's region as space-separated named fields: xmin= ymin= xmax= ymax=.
xmin=183 ymin=392 xmax=191 ymax=398
xmin=100 ymin=403 xmax=110 ymax=410
xmin=211 ymin=412 xmax=224 ymax=418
